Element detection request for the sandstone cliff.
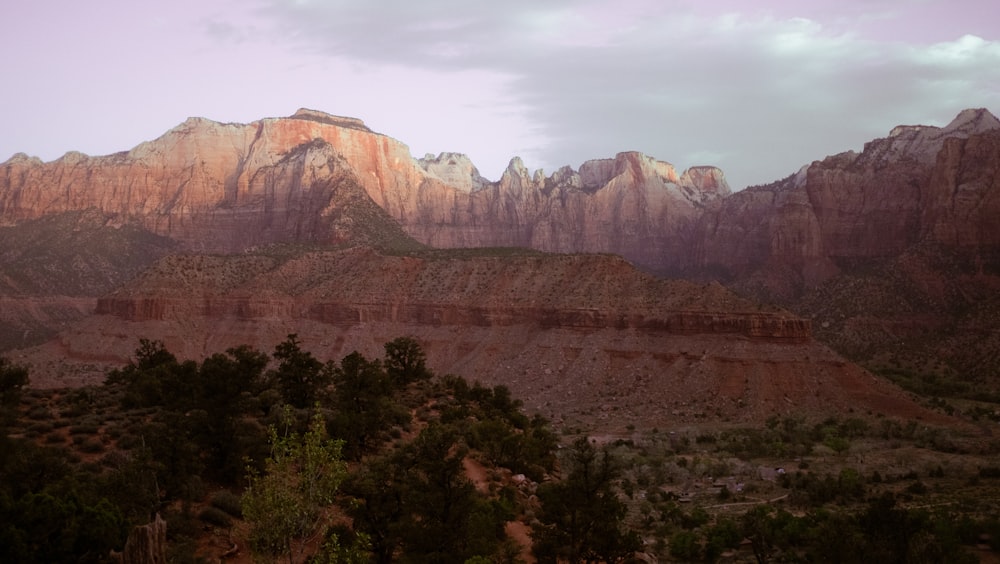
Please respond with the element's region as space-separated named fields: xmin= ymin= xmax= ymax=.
xmin=687 ymin=109 xmax=1000 ymax=392
xmin=691 ymin=108 xmax=1000 ymax=294
xmin=0 ymin=109 xmax=728 ymax=271
xmin=0 ymin=111 xmax=425 ymax=252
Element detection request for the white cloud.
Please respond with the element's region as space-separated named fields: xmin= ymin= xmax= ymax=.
xmin=235 ymin=1 xmax=1000 ymax=187
xmin=3 ymin=0 xmax=997 ymax=190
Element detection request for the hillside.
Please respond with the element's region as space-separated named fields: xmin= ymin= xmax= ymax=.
xmin=11 ymin=246 xmax=948 ymax=431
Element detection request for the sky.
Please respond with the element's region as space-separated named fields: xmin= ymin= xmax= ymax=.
xmin=3 ymin=0 xmax=999 ymax=189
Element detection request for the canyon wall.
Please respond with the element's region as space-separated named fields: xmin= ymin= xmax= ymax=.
xmin=691 ymin=109 xmax=1000 ymax=292
xmin=91 ymin=248 xmax=808 ymax=342
xmin=3 ymin=108 xmax=998 ymax=282
xmin=0 ymin=109 xmax=728 ymax=270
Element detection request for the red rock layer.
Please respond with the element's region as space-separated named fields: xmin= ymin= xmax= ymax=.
xmin=691 ymin=109 xmax=1000 ymax=293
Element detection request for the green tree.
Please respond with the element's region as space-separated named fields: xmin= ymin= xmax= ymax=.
xmin=195 ymin=345 xmax=269 ymax=478
xmin=243 ymin=409 xmax=347 ymax=563
xmin=705 ymin=517 xmax=742 ymax=562
xmin=106 ymin=339 xmax=196 ymax=410
xmin=0 ymin=356 xmax=29 ymax=425
xmin=398 ymin=423 xmax=504 ymax=563
xmin=342 ymin=456 xmax=408 ymax=564
xmin=384 ymin=336 xmax=431 ymax=386
xmin=330 ymin=351 xmax=402 ymax=458
xmin=344 ymin=422 xmax=508 ymax=564
xmin=270 ymin=334 xmax=330 ymax=408
xmin=669 ymin=530 xmax=702 ymax=562
xmin=741 ymin=505 xmax=778 ymax=564
xmin=804 ymin=510 xmax=864 ymax=564
xmin=532 ymin=437 xmax=640 ymax=564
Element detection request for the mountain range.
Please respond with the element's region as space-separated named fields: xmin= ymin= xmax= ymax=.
xmin=3 ymin=107 xmax=998 ymax=429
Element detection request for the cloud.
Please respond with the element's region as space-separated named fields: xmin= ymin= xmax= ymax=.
xmin=212 ymin=1 xmax=1000 ymax=187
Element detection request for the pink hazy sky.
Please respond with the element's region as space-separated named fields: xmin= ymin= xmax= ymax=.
xmin=3 ymin=0 xmax=999 ymax=188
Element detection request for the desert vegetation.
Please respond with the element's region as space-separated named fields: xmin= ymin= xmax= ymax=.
xmin=2 ymin=338 xmax=999 ymax=563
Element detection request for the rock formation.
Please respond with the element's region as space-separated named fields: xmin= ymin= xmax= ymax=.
xmin=2 ymin=106 xmax=997 ymax=415
xmin=691 ymin=108 xmax=1000 ymax=294
xmin=0 ymin=108 xmax=728 ymax=270
xmin=24 ymin=246 xmax=940 ymax=428
xmin=112 ymin=514 xmax=167 ymax=564
xmin=686 ymin=109 xmax=1000 ymax=391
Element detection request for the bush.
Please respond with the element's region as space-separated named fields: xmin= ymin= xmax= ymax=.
xmin=210 ymin=490 xmax=243 ymax=518
xmin=198 ymin=506 xmax=233 ymax=528
xmin=669 ymin=530 xmax=702 ymax=561
xmin=979 ymin=466 xmax=1000 ymax=479
xmin=69 ymin=423 xmax=100 ymax=436
xmin=26 ymin=405 xmax=53 ymax=420
xmin=79 ymin=437 xmax=105 ymax=453
xmin=28 ymin=421 xmax=54 ymax=433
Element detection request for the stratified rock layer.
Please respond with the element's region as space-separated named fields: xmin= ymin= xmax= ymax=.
xmin=692 ymin=108 xmax=1000 ymax=294
xmin=0 ymin=109 xmax=728 ymax=271
xmin=24 ymin=247 xmax=939 ymax=428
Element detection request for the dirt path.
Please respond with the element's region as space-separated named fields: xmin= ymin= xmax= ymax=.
xmin=463 ymin=456 xmax=491 ymax=494
xmin=505 ymin=520 xmax=536 ymax=564
xmin=463 ymin=457 xmax=536 ymax=562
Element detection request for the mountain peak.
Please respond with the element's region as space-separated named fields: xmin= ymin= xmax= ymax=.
xmin=943 ymin=107 xmax=1000 ymax=135
xmin=875 ymin=107 xmax=1000 ymax=165
xmin=417 ymin=152 xmax=488 ymax=193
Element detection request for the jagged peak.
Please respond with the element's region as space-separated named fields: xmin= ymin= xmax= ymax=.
xmin=418 ymin=152 xmax=489 ymax=193
xmin=419 ymin=151 xmax=475 ymax=165
xmin=889 ymin=108 xmax=1000 ymax=138
xmin=56 ymin=150 xmax=91 ymax=164
xmin=506 ymin=156 xmax=529 ymax=175
xmin=943 ymin=107 xmax=1000 ymax=134
xmin=1 ymin=152 xmax=43 ymax=166
xmin=865 ymin=108 xmax=1000 ymax=166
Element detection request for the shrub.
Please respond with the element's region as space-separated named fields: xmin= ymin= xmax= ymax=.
xmin=669 ymin=530 xmax=702 ymax=561
xmin=26 ymin=405 xmax=53 ymax=420
xmin=979 ymin=466 xmax=1000 ymax=479
xmin=210 ymin=490 xmax=243 ymax=518
xmin=79 ymin=437 xmax=105 ymax=454
xmin=28 ymin=421 xmax=54 ymax=433
xmin=198 ymin=506 xmax=233 ymax=528
xmin=69 ymin=423 xmax=100 ymax=436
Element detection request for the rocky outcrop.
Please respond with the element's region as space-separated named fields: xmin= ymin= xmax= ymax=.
xmin=0 ymin=109 xmax=728 ymax=270
xmin=4 ymin=107 xmax=997 ymax=281
xmin=0 ymin=112 xmax=422 ymax=252
xmin=32 ymin=246 xmax=948 ymax=428
xmin=403 ymin=151 xmax=729 ymax=270
xmin=96 ymin=297 xmax=810 ymax=342
xmin=417 ymin=152 xmax=489 ymax=193
xmin=112 ymin=514 xmax=167 ymax=564
xmin=691 ymin=109 xmax=1000 ymax=293
xmin=93 ymin=247 xmax=806 ymax=341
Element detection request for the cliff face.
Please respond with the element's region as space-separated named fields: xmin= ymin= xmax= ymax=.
xmin=0 ymin=110 xmax=430 ymax=252
xmin=0 ymin=109 xmax=728 ymax=270
xmin=692 ymin=109 xmax=1000 ymax=292
xmin=405 ymin=151 xmax=729 ymax=270
xmin=92 ymin=249 xmax=810 ymax=342
xmin=4 ymin=107 xmax=997 ymax=280
xmin=21 ymin=247 xmax=943 ymax=427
